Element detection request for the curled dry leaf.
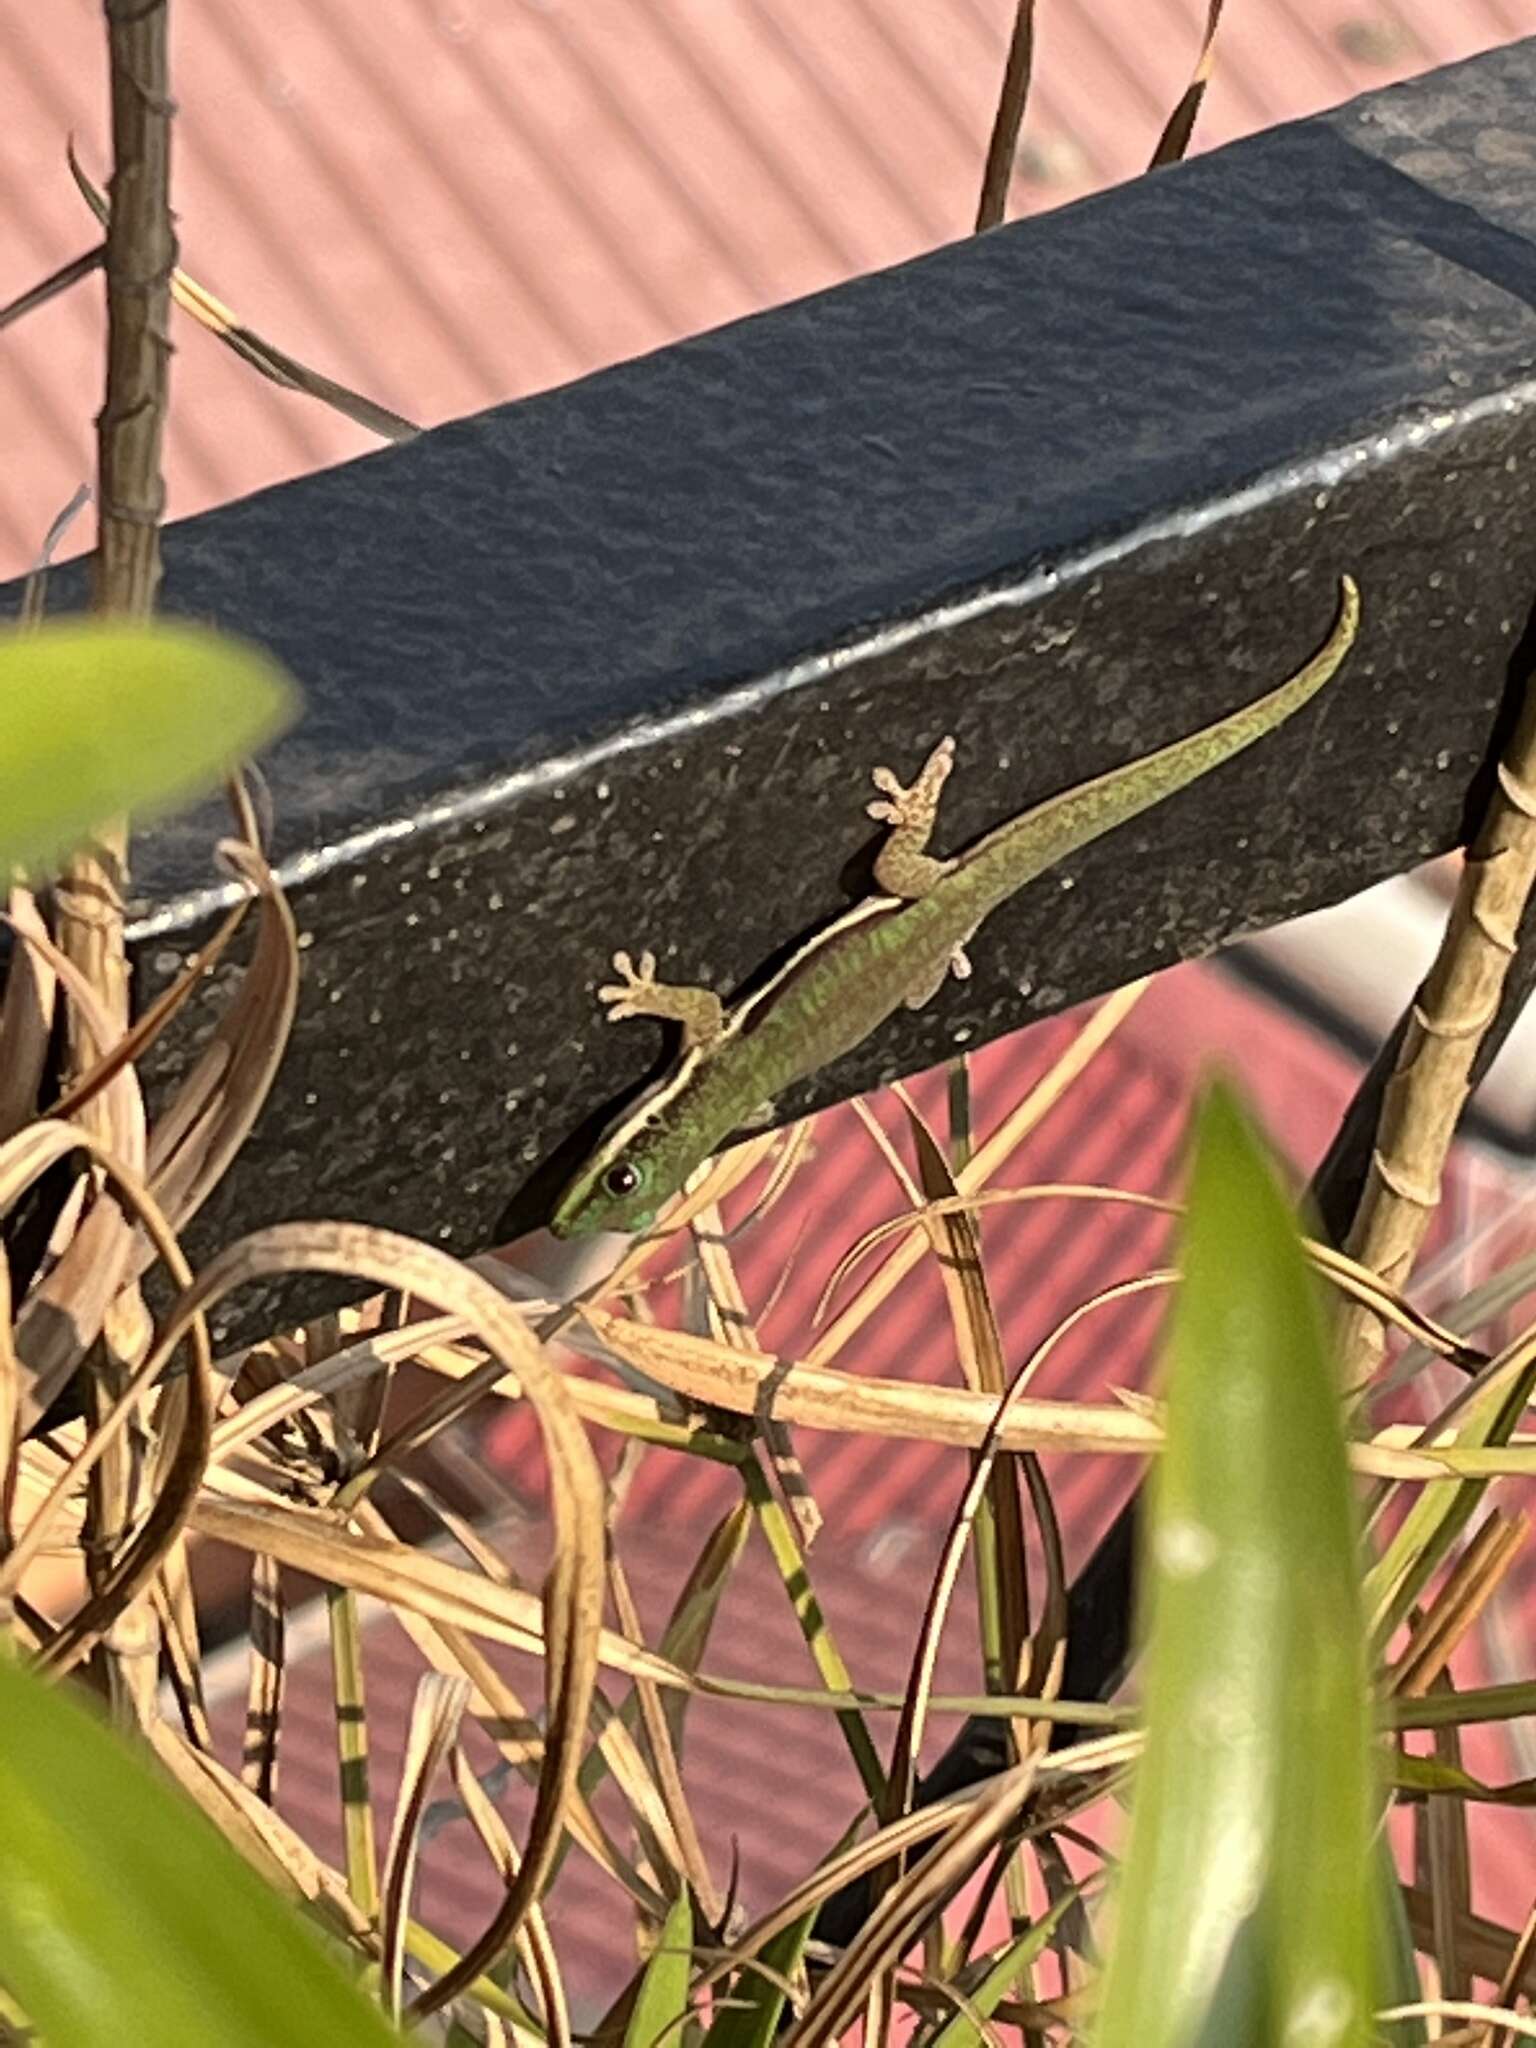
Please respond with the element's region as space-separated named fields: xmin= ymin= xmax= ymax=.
xmin=0 ymin=1120 xmax=212 ymax=1669
xmin=380 ymin=1673 xmax=469 ymax=2017
xmin=144 ymin=1218 xmax=610 ymax=2018
xmin=146 ymin=832 xmax=299 ymax=1236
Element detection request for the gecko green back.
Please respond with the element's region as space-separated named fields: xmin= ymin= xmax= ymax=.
xmin=550 ymin=576 xmax=1359 ymax=1236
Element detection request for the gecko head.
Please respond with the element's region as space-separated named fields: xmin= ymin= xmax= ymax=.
xmin=549 ymin=1147 xmax=662 ymax=1239
xmin=550 ymin=1066 xmax=729 ymax=1239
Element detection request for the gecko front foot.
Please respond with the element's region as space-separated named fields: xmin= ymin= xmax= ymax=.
xmin=597 ymin=949 xmax=662 ymax=1022
xmin=866 ymin=735 xmax=956 ymax=831
xmin=597 ymin=949 xmax=726 ymax=1049
xmin=869 ymin=736 xmax=957 ymax=901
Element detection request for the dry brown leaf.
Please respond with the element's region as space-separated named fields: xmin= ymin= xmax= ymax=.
xmin=381 ymin=1673 xmax=470 ymax=2016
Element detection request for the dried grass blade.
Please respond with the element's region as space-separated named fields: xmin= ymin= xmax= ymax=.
xmin=451 ymin=1744 xmax=573 ymax=2048
xmin=210 ymin=1312 xmax=467 ymax=1462
xmin=1149 ymin=0 xmax=1226 ymax=168
xmin=193 ymin=1492 xmax=678 ymax=1686
xmin=867 ymin=1333 xmax=1063 ymax=1926
xmin=68 ymin=144 xmax=419 ymax=443
xmin=147 ymin=1717 xmax=373 ymax=1936
xmin=1488 ymin=1892 xmax=1536 ymax=2048
xmin=152 ymin=1538 xmax=211 ymax=1749
xmin=975 ymin=0 xmax=1036 ymax=230
xmin=1392 ymin=1512 xmax=1529 ymax=1701
xmin=582 ymin=1304 xmax=1161 ymax=1457
xmin=241 ymin=1550 xmax=284 ymax=1803
xmin=325 ymin=1578 xmax=381 ymax=1924
xmin=381 ymin=1673 xmax=470 ymax=2017
xmin=1 ymin=909 xmax=146 ymax=1163
xmin=6 ymin=903 xmax=153 ymax=1417
xmin=387 ymin=1601 xmax=668 ymax=1921
xmin=53 ymin=1216 xmax=605 ymax=2019
xmin=571 ymin=1501 xmax=763 ymax=1884
xmin=0 ymin=1129 xmax=212 ymax=1667
xmin=146 ymin=838 xmax=299 ymax=1233
xmin=900 ymin=1099 xmax=1031 ymax=1717
xmin=343 ymin=1495 xmax=665 ymax=1922
xmin=694 ymin=1194 xmax=819 ymax=1545
xmin=0 ymin=891 xmax=58 ymax=1141
xmin=821 ymin=1184 xmax=1482 ymax=1369
xmin=807 ymin=981 xmax=1147 ymax=1364
xmin=782 ymin=1766 xmax=1038 ymax=2048
xmin=47 ymin=891 xmax=249 ymax=1130
xmin=608 ymin=1544 xmax=722 ymax=1923
xmin=0 ymin=245 xmax=104 ymax=331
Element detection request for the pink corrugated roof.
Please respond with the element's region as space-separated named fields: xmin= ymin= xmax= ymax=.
xmin=4 ymin=1 xmax=1532 ymax=578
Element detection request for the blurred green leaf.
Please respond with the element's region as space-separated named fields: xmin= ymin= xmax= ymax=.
xmin=626 ymin=1892 xmax=694 ymax=2048
xmin=0 ymin=1650 xmax=398 ymax=2046
xmin=0 ymin=618 xmax=296 ymax=876
xmin=1094 ymin=1082 xmax=1376 ymax=2048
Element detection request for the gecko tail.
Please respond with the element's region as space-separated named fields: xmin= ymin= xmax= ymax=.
xmin=965 ymin=572 xmax=1361 ymax=896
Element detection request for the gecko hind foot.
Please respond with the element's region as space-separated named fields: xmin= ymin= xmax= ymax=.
xmin=902 ymin=942 xmax=973 ymax=1010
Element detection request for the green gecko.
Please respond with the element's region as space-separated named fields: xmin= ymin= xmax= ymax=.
xmin=551 ymin=575 xmax=1360 ymax=1238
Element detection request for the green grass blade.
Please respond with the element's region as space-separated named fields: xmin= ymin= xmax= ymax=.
xmin=0 ymin=1652 xmax=398 ymax=2046
xmin=1372 ymin=1838 xmax=1431 ymax=2048
xmin=1093 ymin=1082 xmax=1376 ymax=2048
xmin=626 ymin=1891 xmax=695 ymax=2048
xmin=0 ymin=619 xmax=296 ymax=875
xmin=924 ymin=1891 xmax=1078 ymax=2048
xmin=702 ymin=1906 xmax=818 ymax=2048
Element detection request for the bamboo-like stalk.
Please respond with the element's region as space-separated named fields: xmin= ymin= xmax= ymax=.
xmin=56 ymin=0 xmax=177 ymax=1725
xmin=1342 ymin=675 xmax=1536 ymax=1379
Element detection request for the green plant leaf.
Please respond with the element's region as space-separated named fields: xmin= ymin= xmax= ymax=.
xmin=924 ymin=1890 xmax=1079 ymax=2048
xmin=0 ymin=618 xmax=296 ymax=876
xmin=626 ymin=1891 xmax=694 ymax=2048
xmin=0 ymin=1650 xmax=399 ymax=2046
xmin=702 ymin=1905 xmax=817 ymax=2048
xmin=1093 ymin=1081 xmax=1376 ymax=2048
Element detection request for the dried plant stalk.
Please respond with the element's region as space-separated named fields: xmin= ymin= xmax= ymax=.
xmin=48 ymin=0 xmax=177 ymax=1725
xmin=1344 ymin=677 xmax=1536 ymax=1377
xmin=1149 ymin=0 xmax=1227 ymax=168
xmin=975 ymin=1 xmax=1035 ymax=232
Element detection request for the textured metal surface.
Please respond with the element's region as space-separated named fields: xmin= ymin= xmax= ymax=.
xmin=12 ymin=40 xmax=1536 ymax=1339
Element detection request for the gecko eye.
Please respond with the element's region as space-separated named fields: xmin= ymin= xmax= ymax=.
xmin=603 ymin=1161 xmax=642 ymax=1198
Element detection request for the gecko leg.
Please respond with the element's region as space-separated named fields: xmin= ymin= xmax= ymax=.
xmin=869 ymin=736 xmax=958 ymax=899
xmin=597 ymin=950 xmax=726 ymax=1050
xmin=869 ymin=737 xmax=971 ymax=1000
xmin=902 ymin=930 xmax=977 ymax=1009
